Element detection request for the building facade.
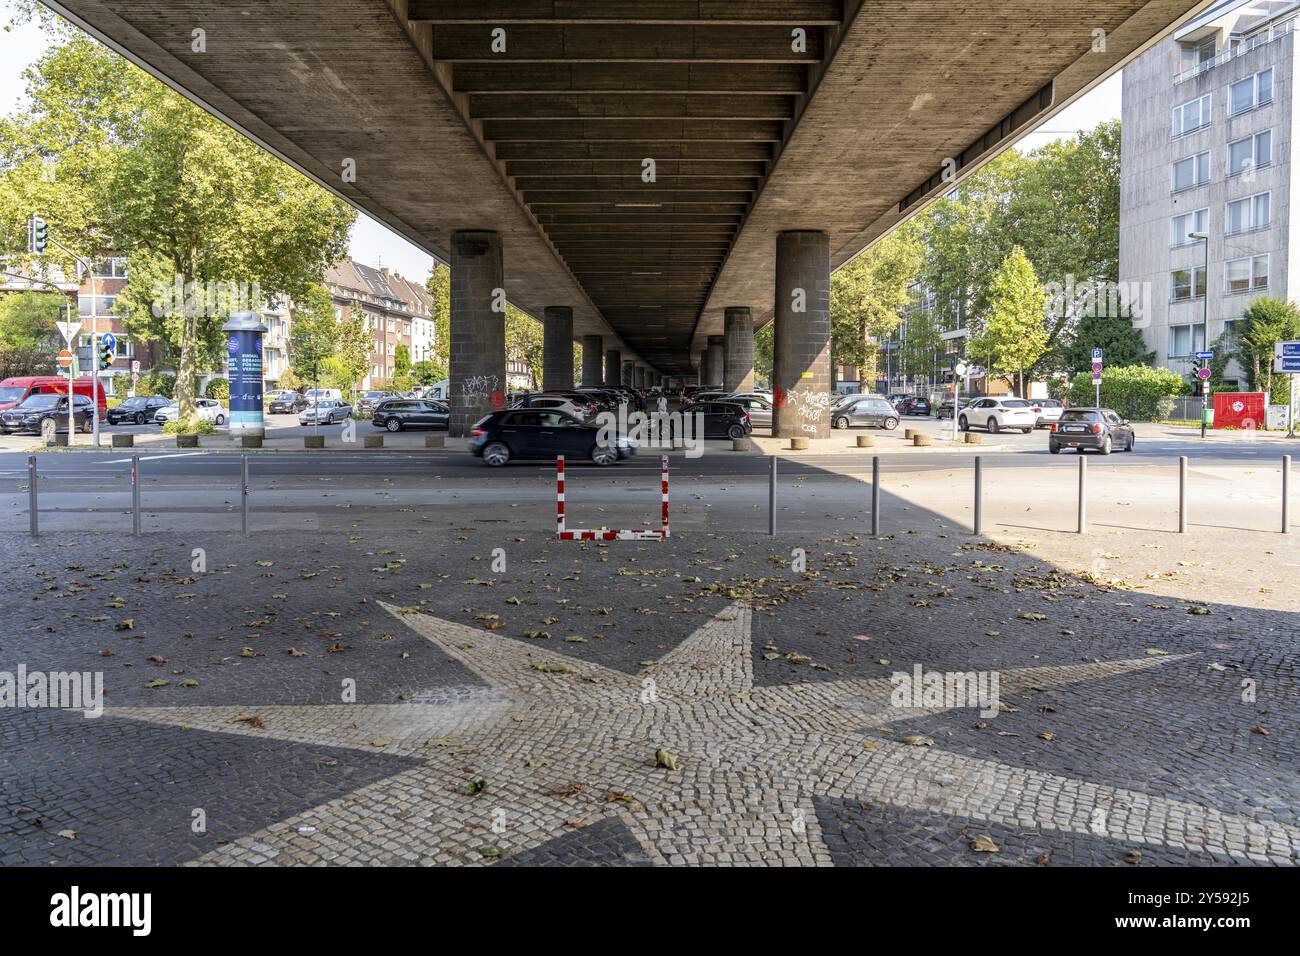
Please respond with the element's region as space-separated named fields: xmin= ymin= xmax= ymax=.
xmin=1121 ymin=0 xmax=1300 ymax=391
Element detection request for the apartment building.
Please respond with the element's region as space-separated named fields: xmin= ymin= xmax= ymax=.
xmin=324 ymin=260 xmax=418 ymax=389
xmin=1120 ymin=0 xmax=1300 ymax=391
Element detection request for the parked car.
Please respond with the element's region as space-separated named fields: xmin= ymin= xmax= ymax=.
xmin=722 ymin=393 xmax=774 ymax=429
xmin=154 ymin=397 xmax=226 ymax=425
xmin=268 ymin=391 xmax=309 ymax=415
xmin=935 ymin=399 xmax=972 ymax=421
xmin=0 ymin=375 xmax=108 ymax=418
xmin=107 ymin=395 xmax=171 ymax=425
xmin=1049 ymin=407 xmax=1135 ymax=455
xmin=679 ymin=401 xmax=752 ymax=439
xmin=302 ymin=388 xmax=342 ymax=403
xmin=886 ymin=392 xmax=912 ymax=408
xmin=958 ymin=397 xmax=1035 ymax=434
xmin=1030 ymin=398 xmax=1064 ymax=428
xmin=299 ymin=399 xmax=352 ymax=425
xmin=682 ymin=389 xmax=731 ymax=407
xmin=355 ymin=390 xmax=398 ymax=414
xmin=897 ymin=396 xmax=932 ymax=416
xmin=0 ymin=393 xmax=96 ymax=434
xmin=831 ymin=395 xmax=900 ymax=430
xmin=372 ymin=398 xmax=449 ymax=431
xmin=470 ymin=409 xmax=633 ymax=466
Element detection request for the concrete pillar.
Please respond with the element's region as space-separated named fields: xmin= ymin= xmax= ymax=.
xmin=706 ymin=336 xmax=724 ymax=388
xmin=542 ymin=306 xmax=574 ymax=392
xmin=448 ymin=230 xmax=504 ymax=437
xmin=581 ymin=335 xmax=603 ymax=387
xmin=622 ymin=359 xmax=635 ymax=387
xmin=772 ymin=230 xmax=831 ymax=440
xmin=634 ymin=365 xmax=646 ymax=388
xmin=697 ymin=351 xmax=708 ymax=386
xmin=604 ymin=348 xmax=621 ymax=388
xmin=723 ymin=307 xmax=755 ymax=393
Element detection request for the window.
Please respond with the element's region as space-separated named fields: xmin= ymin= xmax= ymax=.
xmin=1172 ymin=152 xmax=1210 ymax=191
xmin=1169 ymin=324 xmax=1206 ymax=358
xmin=1226 ymin=192 xmax=1270 ymax=235
xmin=1229 ymin=68 xmax=1273 ymax=114
xmin=1171 ymin=208 xmax=1208 ymax=246
xmin=1227 ymin=130 xmax=1271 ymax=176
xmin=1223 ymin=318 xmax=1244 ymax=341
xmin=77 ymin=295 xmax=117 ymax=317
xmin=1225 ymin=254 xmax=1268 ymax=293
xmin=1170 ymin=266 xmax=1207 ymax=301
xmin=1172 ymin=94 xmax=1212 ymax=137
xmin=92 ymin=258 xmax=128 ymax=279
xmin=1179 ymin=38 xmax=1216 ymax=73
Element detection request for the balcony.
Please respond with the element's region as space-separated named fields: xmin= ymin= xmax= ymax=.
xmin=1174 ymin=19 xmax=1292 ymax=83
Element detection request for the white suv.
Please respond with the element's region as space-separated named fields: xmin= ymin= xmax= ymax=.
xmin=959 ymin=397 xmax=1036 ymax=434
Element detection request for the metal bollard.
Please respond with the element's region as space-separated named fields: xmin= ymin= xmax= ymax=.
xmin=1077 ymin=455 xmax=1087 ymax=534
xmin=241 ymin=454 xmax=250 ymax=536
xmin=973 ymin=456 xmax=983 ymax=536
xmin=28 ymin=455 xmax=37 ymax=537
xmin=132 ymin=453 xmax=142 ymax=537
xmin=1284 ymin=455 xmax=1292 ymax=535
xmin=768 ymin=455 xmax=777 ymax=535
xmin=871 ymin=456 xmax=881 ymax=537
xmin=1178 ymin=456 xmax=1188 ymax=534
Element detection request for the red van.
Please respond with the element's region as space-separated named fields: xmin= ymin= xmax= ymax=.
xmin=0 ymin=376 xmax=108 ymax=418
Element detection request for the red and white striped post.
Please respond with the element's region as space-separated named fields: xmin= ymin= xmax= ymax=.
xmin=555 ymin=454 xmax=670 ymax=541
xmin=556 ymin=455 xmax=567 ymax=537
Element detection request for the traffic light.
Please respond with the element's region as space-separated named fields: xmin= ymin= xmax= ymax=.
xmin=99 ymin=339 xmax=114 ymax=370
xmin=28 ymin=216 xmax=48 ymax=255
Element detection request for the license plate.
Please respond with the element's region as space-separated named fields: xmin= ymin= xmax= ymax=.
xmin=1064 ymin=425 xmax=1087 ymax=432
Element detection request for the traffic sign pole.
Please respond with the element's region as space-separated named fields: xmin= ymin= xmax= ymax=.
xmin=1091 ymin=348 xmax=1103 ymax=408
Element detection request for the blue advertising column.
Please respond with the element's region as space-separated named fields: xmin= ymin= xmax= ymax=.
xmin=223 ymin=311 xmax=268 ymax=438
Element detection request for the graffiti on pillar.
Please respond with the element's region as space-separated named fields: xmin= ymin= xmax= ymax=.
xmin=793 ymin=391 xmax=830 ymax=433
xmin=462 ymin=374 xmax=501 ymax=408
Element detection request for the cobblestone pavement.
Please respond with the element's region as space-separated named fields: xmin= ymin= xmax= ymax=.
xmin=1 ymin=525 xmax=1295 ymax=866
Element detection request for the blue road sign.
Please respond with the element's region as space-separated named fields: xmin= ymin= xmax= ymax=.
xmin=1091 ymin=347 xmax=1104 ymax=361
xmin=1277 ymin=341 xmax=1300 ymax=358
xmin=100 ymin=331 xmax=116 ymax=352
xmin=1194 ymin=350 xmax=1214 ymax=361
xmin=1276 ymin=355 xmax=1300 ymax=373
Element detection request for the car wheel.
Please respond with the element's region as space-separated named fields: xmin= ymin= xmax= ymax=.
xmin=1049 ymin=444 xmax=1061 ymax=455
xmin=1021 ymin=428 xmax=1032 ymax=434
xmin=385 ymin=418 xmax=401 ymax=432
xmin=1126 ymin=434 xmax=1135 ymax=452
xmin=1100 ymin=436 xmax=1112 ymax=455
xmin=483 ymin=442 xmax=511 ymax=467
xmin=591 ymin=444 xmax=618 ymax=466
xmin=987 ymin=418 xmax=999 ymax=434
xmin=833 ymin=416 xmax=848 ymax=430
xmin=958 ymin=415 xmax=969 ymax=432
xmin=215 ymin=414 xmax=225 ymax=425
xmin=135 ymin=412 xmax=146 ymax=425
xmin=727 ymin=423 xmax=745 ymax=440
xmin=883 ymin=417 xmax=899 ymax=431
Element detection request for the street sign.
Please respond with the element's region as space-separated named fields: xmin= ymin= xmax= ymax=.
xmin=1091 ymin=347 xmax=1104 ymax=361
xmin=131 ymin=371 xmax=139 ymax=382
xmin=1197 ymin=366 xmax=1212 ymax=380
xmin=100 ymin=331 xmax=116 ymax=352
xmin=1274 ymin=355 xmax=1300 ymax=374
xmin=57 ymin=350 xmax=72 ymax=369
xmin=55 ymin=320 xmax=81 ymax=345
xmin=954 ymin=362 xmax=968 ymax=376
xmin=131 ymin=359 xmax=140 ymax=373
xmin=1276 ymin=341 xmax=1300 ymax=358
xmin=1194 ymin=350 xmax=1215 ymax=361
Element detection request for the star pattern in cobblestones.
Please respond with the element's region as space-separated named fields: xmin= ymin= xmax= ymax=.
xmin=108 ymin=604 xmax=1300 ymax=865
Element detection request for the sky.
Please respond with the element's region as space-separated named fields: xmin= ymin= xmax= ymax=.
xmin=1 ymin=1 xmax=1122 ymax=288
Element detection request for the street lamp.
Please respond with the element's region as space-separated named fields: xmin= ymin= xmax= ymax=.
xmin=1189 ymin=231 xmax=1210 ymax=438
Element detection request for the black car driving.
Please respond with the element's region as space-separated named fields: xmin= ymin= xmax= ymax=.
xmin=268 ymin=391 xmax=308 ymax=415
xmin=371 ymin=398 xmax=450 ymax=431
xmin=470 ymin=409 xmax=633 ymax=466
xmin=1048 ymin=407 xmax=1135 ymax=455
xmin=106 ymin=395 xmax=170 ymax=425
xmin=680 ymin=401 xmax=752 ymax=439
xmin=0 ymin=393 xmax=96 ymax=434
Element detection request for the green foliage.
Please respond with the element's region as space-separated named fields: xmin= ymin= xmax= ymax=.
xmin=1232 ymin=296 xmax=1300 ymax=404
xmin=204 ymin=376 xmax=229 ymax=400
xmin=969 ymin=246 xmax=1049 ymax=393
xmin=410 ymin=359 xmax=446 ymax=386
xmin=138 ymin=369 xmax=174 ymax=399
xmin=505 ymin=304 xmax=546 ymax=388
xmin=754 ymin=322 xmax=773 ymax=385
xmin=0 ymin=289 xmax=64 ymax=377
xmin=1059 ymin=308 xmax=1155 ymax=378
xmin=334 ymin=304 xmax=372 ymax=395
xmin=1067 ymin=364 xmax=1189 ymax=419
xmin=424 ymin=263 xmax=450 ymax=371
xmin=288 ymin=283 xmax=338 ymax=385
xmin=162 ymin=417 xmax=214 ymax=436
xmin=831 ymin=221 xmax=923 ymax=382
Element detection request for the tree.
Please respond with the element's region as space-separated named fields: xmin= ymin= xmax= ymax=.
xmin=1067 ymin=364 xmax=1189 ymax=419
xmin=335 ymin=304 xmax=373 ymax=397
xmin=1059 ymin=307 xmax=1155 ymax=378
xmin=288 ymin=283 xmax=338 ymax=388
xmin=505 ymin=304 xmax=545 ymax=388
xmin=754 ymin=322 xmax=773 ymax=386
xmin=392 ymin=343 xmax=412 ymax=389
xmin=831 ymin=221 xmax=923 ymax=384
xmin=1234 ymin=296 xmax=1300 ymax=406
xmin=969 ymin=246 xmax=1049 ymax=394
xmin=0 ymin=289 xmax=64 ymax=378
xmin=424 ymin=263 xmax=451 ymax=372
xmin=2 ymin=35 xmax=355 ymax=431
xmin=900 ymin=305 xmax=943 ymax=383
xmin=410 ymin=359 xmax=446 ymax=386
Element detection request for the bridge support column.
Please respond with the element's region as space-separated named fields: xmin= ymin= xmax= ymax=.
xmin=622 ymin=360 xmax=635 ymax=387
xmin=723 ymin=307 xmax=755 ymax=393
xmin=697 ymin=351 xmax=708 ymax=386
xmin=448 ymin=229 xmax=504 ymax=437
xmin=773 ymin=230 xmax=831 ymax=440
xmin=542 ymin=306 xmax=574 ymax=392
xmin=706 ymin=336 xmax=725 ymax=388
xmin=604 ymin=349 xmax=621 ymax=388
xmin=581 ymin=335 xmax=603 ymax=387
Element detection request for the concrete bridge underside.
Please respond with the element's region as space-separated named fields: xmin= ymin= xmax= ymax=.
xmin=49 ymin=0 xmax=1212 ymax=403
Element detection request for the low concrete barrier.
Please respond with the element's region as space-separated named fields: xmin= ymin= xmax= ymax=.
xmin=425 ymin=434 xmax=445 ymax=448
xmin=732 ymin=437 xmax=750 ymax=451
xmin=364 ymin=435 xmax=384 ymax=449
xmin=240 ymin=435 xmax=263 ymax=448
xmin=964 ymin=432 xmax=982 ymax=444
xmin=789 ymin=437 xmax=809 ymax=450
xmin=111 ymin=433 xmax=134 ymax=448
xmin=856 ymin=435 xmax=873 ymax=448
xmin=175 ymin=434 xmax=199 ymax=448
xmin=912 ymin=433 xmax=932 ymax=447
xmin=304 ymin=435 xmax=325 ymax=449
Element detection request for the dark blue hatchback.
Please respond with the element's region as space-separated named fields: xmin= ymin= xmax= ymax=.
xmin=469 ymin=409 xmax=633 ymax=467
